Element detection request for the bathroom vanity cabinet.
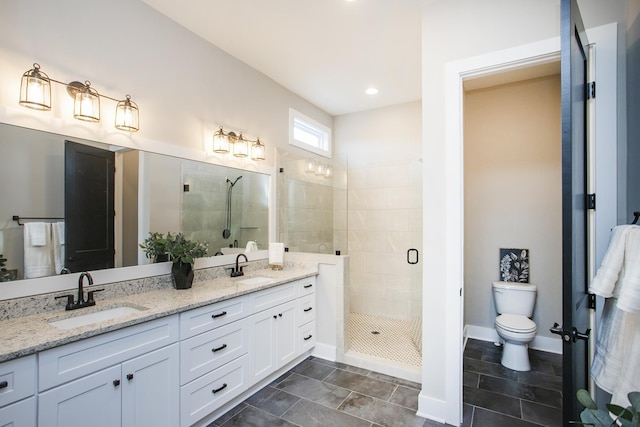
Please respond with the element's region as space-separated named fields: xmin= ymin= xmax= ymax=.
xmin=37 ymin=316 xmax=180 ymax=427
xmin=0 ymin=272 xmax=316 ymax=427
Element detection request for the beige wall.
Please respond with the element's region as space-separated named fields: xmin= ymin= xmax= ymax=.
xmin=463 ymin=75 xmax=562 ymax=339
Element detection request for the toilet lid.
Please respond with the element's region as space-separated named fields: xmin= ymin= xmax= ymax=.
xmin=496 ymin=314 xmax=536 ymax=333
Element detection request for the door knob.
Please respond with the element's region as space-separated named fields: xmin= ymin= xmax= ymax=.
xmin=550 ymin=322 xmax=572 ymax=342
xmin=572 ymin=327 xmax=591 ymax=341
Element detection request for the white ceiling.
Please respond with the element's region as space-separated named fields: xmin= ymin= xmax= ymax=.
xmin=141 ymin=0 xmax=429 ymax=116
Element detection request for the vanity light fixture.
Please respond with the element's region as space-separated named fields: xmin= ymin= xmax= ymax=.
xmin=211 ymin=126 xmax=266 ymax=161
xmin=305 ymin=159 xmax=316 ymax=173
xmin=18 ymin=63 xmax=140 ymax=132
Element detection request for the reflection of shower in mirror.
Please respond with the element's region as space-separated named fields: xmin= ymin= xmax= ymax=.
xmin=223 ymin=176 xmax=242 ymax=239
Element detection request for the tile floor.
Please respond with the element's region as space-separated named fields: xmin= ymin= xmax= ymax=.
xmin=210 ymin=339 xmax=562 ymax=427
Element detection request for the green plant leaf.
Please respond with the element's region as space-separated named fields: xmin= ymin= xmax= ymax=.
xmin=629 ymin=392 xmax=640 ymax=413
xmin=607 ymin=404 xmax=634 ymax=421
xmin=578 ymin=389 xmax=598 ymax=410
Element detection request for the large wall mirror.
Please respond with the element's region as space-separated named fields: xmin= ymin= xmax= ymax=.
xmin=0 ymin=123 xmax=269 ymax=285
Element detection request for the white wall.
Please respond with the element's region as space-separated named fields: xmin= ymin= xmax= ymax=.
xmin=464 ymin=75 xmax=562 ymax=340
xmin=334 ymin=101 xmax=422 ymax=321
xmin=0 ymin=0 xmax=331 ymax=171
xmin=421 ymin=0 xmax=627 ymax=423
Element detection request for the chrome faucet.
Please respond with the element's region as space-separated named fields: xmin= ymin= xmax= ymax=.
xmin=231 ymin=253 xmax=248 ymax=277
xmin=55 ymin=271 xmax=104 ymax=311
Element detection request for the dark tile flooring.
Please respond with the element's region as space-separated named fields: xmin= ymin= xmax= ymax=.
xmin=210 ymin=339 xmax=562 ymax=427
xmin=463 ymin=339 xmax=562 ymax=427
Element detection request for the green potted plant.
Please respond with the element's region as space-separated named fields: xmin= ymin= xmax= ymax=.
xmin=139 ymin=232 xmax=171 ymax=263
xmin=0 ymin=254 xmax=10 ymax=282
xmin=166 ymin=233 xmax=209 ymax=289
xmin=576 ymin=389 xmax=640 ymax=426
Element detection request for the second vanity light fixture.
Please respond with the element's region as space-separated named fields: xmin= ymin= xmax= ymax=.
xmin=213 ymin=126 xmax=265 ymax=161
xmin=19 ymin=63 xmax=140 ymax=132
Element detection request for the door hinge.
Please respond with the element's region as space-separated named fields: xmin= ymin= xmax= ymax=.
xmin=587 ymin=81 xmax=596 ymax=99
xmin=587 ymin=193 xmax=596 ymax=210
xmin=589 ymin=293 xmax=596 ymax=310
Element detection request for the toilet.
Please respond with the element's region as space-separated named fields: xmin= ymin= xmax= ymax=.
xmin=492 ymin=281 xmax=537 ymax=371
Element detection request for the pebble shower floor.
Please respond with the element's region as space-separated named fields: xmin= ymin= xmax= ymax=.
xmin=348 ymin=313 xmax=422 ymax=366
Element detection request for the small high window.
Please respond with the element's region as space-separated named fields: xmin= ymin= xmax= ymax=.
xmin=289 ymin=108 xmax=331 ymax=158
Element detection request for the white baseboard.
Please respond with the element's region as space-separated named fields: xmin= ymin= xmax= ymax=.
xmin=312 ymin=343 xmax=337 ymax=361
xmin=417 ymin=392 xmax=447 ymax=424
xmin=464 ymin=324 xmax=562 ymax=354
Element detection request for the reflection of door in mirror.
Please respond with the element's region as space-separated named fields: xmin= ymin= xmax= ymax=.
xmin=64 ymin=141 xmax=115 ymax=273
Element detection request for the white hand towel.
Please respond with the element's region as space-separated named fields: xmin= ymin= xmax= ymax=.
xmin=617 ymin=226 xmax=640 ymax=313
xmin=23 ymin=222 xmax=55 ymax=279
xmin=245 ymin=241 xmax=258 ymax=253
xmin=590 ymin=225 xmax=634 ymax=297
xmin=269 ymin=242 xmax=284 ymax=267
xmin=52 ymin=222 xmax=65 ymax=274
xmin=26 ymin=222 xmax=47 ymax=247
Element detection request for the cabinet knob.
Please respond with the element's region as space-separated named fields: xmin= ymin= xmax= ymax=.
xmin=273 ymin=315 xmax=277 ymax=319
xmin=0 ymin=380 xmax=8 ymax=389
xmin=127 ymin=373 xmax=134 ymax=381
xmin=278 ymin=313 xmax=282 ymax=317
xmin=113 ymin=379 xmax=121 ymax=387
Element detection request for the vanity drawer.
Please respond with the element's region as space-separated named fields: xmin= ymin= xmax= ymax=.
xmin=298 ymin=321 xmax=316 ymax=354
xmin=180 ymin=295 xmax=248 ymax=339
xmin=250 ymin=283 xmax=297 ymax=313
xmin=298 ymin=295 xmax=315 ymax=326
xmin=180 ymin=318 xmax=249 ymax=385
xmin=298 ymin=277 xmax=316 ymax=296
xmin=0 ymin=395 xmax=36 ymax=425
xmin=180 ymin=353 xmax=249 ymax=427
xmin=0 ymin=354 xmax=36 ymax=408
xmin=39 ymin=315 xmax=178 ymax=391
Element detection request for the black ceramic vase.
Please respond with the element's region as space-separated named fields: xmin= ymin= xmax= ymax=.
xmin=172 ymin=262 xmax=194 ymax=289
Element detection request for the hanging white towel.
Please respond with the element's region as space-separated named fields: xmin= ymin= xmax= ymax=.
xmin=269 ymin=242 xmax=285 ymax=267
xmin=590 ymin=225 xmax=635 ymax=297
xmin=616 ymin=226 xmax=640 ymax=313
xmin=26 ymin=222 xmax=47 ymax=247
xmin=23 ymin=222 xmax=55 ymax=279
xmin=52 ymin=222 xmax=65 ymax=274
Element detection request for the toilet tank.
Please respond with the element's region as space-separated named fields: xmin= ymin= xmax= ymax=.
xmin=492 ymin=281 xmax=537 ymax=317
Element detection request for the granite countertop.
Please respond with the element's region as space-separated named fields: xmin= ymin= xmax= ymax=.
xmin=0 ymin=267 xmax=317 ymax=363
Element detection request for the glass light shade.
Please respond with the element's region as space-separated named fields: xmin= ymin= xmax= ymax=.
xmin=213 ymin=127 xmax=230 ymax=153
xmin=233 ymin=133 xmax=248 ymax=157
xmin=115 ymin=95 xmax=139 ymax=132
xmin=251 ymin=138 xmax=265 ymax=161
xmin=324 ymin=166 xmax=333 ymax=178
xmin=305 ymin=160 xmax=316 ymax=173
xmin=19 ymin=64 xmax=51 ymax=110
xmin=74 ymin=81 xmax=100 ymax=122
xmin=315 ymin=163 xmax=325 ymax=176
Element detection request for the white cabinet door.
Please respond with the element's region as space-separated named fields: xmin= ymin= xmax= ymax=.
xmin=275 ymin=301 xmax=297 ymax=368
xmin=122 ymin=344 xmax=179 ymax=427
xmin=0 ymin=396 xmax=36 ymax=427
xmin=38 ymin=365 xmax=121 ymax=427
xmin=250 ymin=307 xmax=277 ymax=383
xmin=250 ymin=300 xmax=297 ymax=383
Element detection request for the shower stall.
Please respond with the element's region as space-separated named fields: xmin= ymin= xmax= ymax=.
xmin=277 ymin=144 xmax=423 ymax=382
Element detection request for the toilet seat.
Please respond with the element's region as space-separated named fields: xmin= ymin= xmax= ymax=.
xmin=495 ymin=314 xmax=536 ymax=334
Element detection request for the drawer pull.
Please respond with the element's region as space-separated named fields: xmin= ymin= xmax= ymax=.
xmin=127 ymin=373 xmax=134 ymax=381
xmin=113 ymin=379 xmax=121 ymax=387
xmin=304 ymin=334 xmax=313 ymax=341
xmin=212 ymin=344 xmax=228 ymax=353
xmin=0 ymin=380 xmax=7 ymax=389
xmin=303 ymin=307 xmax=313 ymax=312
xmin=211 ymin=311 xmax=227 ymax=319
xmin=212 ymin=383 xmax=228 ymax=394
xmin=303 ymin=284 xmax=313 ymax=289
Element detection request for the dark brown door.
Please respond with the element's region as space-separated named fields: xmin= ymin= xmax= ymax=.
xmin=559 ymin=0 xmax=591 ymax=424
xmin=64 ymin=141 xmax=115 ymax=272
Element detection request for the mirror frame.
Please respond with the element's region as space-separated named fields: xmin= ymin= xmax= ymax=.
xmin=0 ymin=108 xmax=276 ymax=300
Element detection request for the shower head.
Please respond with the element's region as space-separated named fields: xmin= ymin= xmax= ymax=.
xmin=226 ymin=176 xmax=243 ymax=187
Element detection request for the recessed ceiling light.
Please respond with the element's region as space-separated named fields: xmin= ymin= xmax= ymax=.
xmin=365 ymin=87 xmax=378 ymax=95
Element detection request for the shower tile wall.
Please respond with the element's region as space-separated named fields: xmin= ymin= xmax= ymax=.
xmin=347 ymin=159 xmax=422 ymax=321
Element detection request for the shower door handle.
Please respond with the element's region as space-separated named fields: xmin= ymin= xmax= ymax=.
xmin=407 ymin=249 xmax=419 ymax=264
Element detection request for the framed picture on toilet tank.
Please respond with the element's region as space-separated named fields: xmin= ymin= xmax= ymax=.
xmin=499 ymin=248 xmax=529 ymax=283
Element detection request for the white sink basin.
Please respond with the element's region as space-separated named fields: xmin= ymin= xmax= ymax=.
xmin=237 ymin=277 xmax=274 ymax=286
xmin=49 ymin=305 xmax=146 ymax=330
